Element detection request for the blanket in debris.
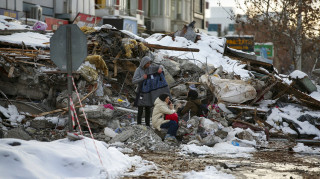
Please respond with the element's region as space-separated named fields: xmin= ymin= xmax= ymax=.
xmin=135 ymin=72 xmax=171 ymax=107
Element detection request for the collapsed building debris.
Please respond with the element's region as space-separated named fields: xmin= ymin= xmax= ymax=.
xmin=0 ymin=20 xmax=320 ymax=153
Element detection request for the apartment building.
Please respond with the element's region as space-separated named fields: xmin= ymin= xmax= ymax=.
xmin=1 ymin=0 xmax=207 ymax=34
xmin=95 ymin=0 xmax=207 ymax=34
xmin=0 ymin=0 xmax=95 ymax=20
xmin=207 ymin=7 xmax=235 ymax=37
xmin=0 ymin=0 xmax=96 ymax=30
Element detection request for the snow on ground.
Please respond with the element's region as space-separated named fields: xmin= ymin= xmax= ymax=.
xmin=120 ymin=29 xmax=146 ymax=42
xmin=183 ymin=166 xmax=235 ymax=179
xmin=310 ymin=84 xmax=320 ymax=101
xmin=266 ymin=105 xmax=320 ymax=137
xmin=34 ymin=116 xmax=67 ymax=127
xmin=293 ymin=143 xmax=320 ymax=154
xmin=181 ymin=142 xmax=256 ymax=158
xmin=145 ymin=33 xmax=251 ymax=79
xmin=0 ymin=137 xmax=144 ymax=179
xmin=0 ymin=105 xmax=25 ymax=126
xmin=0 ymin=15 xmax=29 ymax=30
xmin=2 ymin=16 xmax=320 ymax=178
xmin=0 ymin=32 xmax=50 ymax=48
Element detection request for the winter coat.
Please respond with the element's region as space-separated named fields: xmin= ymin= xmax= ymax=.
xmin=152 ymin=97 xmax=176 ymax=131
xmin=180 ymin=99 xmax=202 ymax=117
xmin=132 ymin=56 xmax=167 ymax=107
xmin=132 ymin=56 xmax=163 ymax=88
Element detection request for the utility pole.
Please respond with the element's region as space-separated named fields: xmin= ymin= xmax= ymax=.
xmin=295 ymin=0 xmax=303 ymax=70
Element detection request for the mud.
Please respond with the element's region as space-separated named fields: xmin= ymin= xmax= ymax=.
xmin=123 ymin=148 xmax=320 ymax=178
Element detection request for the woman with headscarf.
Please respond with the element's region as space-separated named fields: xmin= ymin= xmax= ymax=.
xmin=132 ymin=56 xmax=163 ymax=126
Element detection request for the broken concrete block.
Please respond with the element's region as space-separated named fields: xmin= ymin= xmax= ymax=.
xmin=171 ymin=84 xmax=188 ymax=97
xmin=180 ymin=60 xmax=202 ymax=72
xmin=236 ymin=130 xmax=254 ymax=141
xmin=215 ymin=130 xmax=228 ymax=139
xmin=30 ymin=120 xmax=56 ymax=129
xmin=200 ymin=118 xmax=219 ymax=133
xmin=56 ymin=90 xmax=83 ymax=108
xmin=161 ymin=59 xmax=181 ymax=76
xmin=80 ymin=105 xmax=114 ymax=119
xmin=107 ymin=119 xmax=120 ymax=130
xmin=0 ymin=81 xmax=46 ymax=100
xmin=163 ymin=68 xmax=175 ymax=86
xmin=5 ymin=127 xmax=32 ymax=140
xmin=202 ymin=135 xmax=222 ymax=147
xmin=109 ymin=128 xmax=135 ymax=143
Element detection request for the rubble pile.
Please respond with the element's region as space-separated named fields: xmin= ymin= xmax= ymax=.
xmin=109 ymin=125 xmax=173 ymax=151
xmin=1 ymin=19 xmax=320 ymax=152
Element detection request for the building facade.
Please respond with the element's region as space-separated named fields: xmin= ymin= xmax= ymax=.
xmin=1 ymin=0 xmax=207 ymax=35
xmin=95 ymin=0 xmax=207 ymax=35
xmin=207 ymin=7 xmax=235 ymax=37
xmin=0 ymin=0 xmax=95 ymax=21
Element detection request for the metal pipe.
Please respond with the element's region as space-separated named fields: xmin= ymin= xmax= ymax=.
xmin=67 ymin=25 xmax=73 ymax=131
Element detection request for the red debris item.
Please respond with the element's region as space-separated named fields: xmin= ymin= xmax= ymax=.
xmin=103 ymin=104 xmax=114 ymax=110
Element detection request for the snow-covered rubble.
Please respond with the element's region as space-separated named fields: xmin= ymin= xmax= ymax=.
xmin=1 ymin=17 xmax=320 ymax=178
xmin=0 ymin=15 xmax=29 ymax=30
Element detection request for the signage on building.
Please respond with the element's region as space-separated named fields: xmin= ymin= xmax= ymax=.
xmin=123 ymin=19 xmax=137 ymax=34
xmin=225 ymin=36 xmax=254 ymax=52
xmin=45 ymin=17 xmax=69 ymax=31
xmin=103 ymin=18 xmax=138 ymax=34
xmin=254 ymin=43 xmax=274 ymax=59
xmin=73 ymin=13 xmax=102 ymax=28
xmin=0 ymin=9 xmax=18 ymax=19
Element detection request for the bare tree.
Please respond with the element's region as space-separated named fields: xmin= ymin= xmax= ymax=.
xmin=231 ymin=0 xmax=320 ymax=73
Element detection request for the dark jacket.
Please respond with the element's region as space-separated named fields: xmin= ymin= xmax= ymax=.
xmin=132 ymin=56 xmax=163 ymax=87
xmin=180 ymin=99 xmax=202 ymax=117
xmin=132 ymin=56 xmax=165 ymax=107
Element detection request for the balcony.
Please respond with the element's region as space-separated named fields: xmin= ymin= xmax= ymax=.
xmin=97 ymin=5 xmax=144 ymax=25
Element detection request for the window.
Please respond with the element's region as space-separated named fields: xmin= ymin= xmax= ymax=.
xmin=129 ymin=0 xmax=137 ymax=15
xmin=194 ymin=0 xmax=203 ymax=14
xmin=151 ymin=0 xmax=159 ymax=16
xmin=143 ymin=0 xmax=149 ymax=17
xmin=228 ymin=24 xmax=235 ymax=31
xmin=208 ymin=24 xmax=221 ymax=32
xmin=150 ymin=0 xmax=165 ymax=16
xmin=160 ymin=0 xmax=163 ymax=16
xmin=166 ymin=0 xmax=170 ymax=16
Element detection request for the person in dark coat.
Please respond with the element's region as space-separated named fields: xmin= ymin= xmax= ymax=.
xmin=132 ymin=56 xmax=163 ymax=126
xmin=180 ymin=90 xmax=202 ymax=117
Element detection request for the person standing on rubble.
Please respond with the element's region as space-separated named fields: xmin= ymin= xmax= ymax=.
xmin=152 ymin=94 xmax=179 ymax=142
xmin=132 ymin=56 xmax=163 ymax=126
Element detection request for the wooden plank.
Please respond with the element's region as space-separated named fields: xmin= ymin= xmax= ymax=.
xmin=272 ymin=81 xmax=295 ymax=99
xmin=8 ymin=66 xmax=15 ymax=78
xmin=15 ymin=60 xmax=45 ymax=66
xmin=227 ymin=105 xmax=268 ymax=113
xmin=143 ymin=43 xmax=200 ymax=52
xmin=113 ymin=52 xmax=122 ymax=77
xmin=275 ymin=81 xmax=320 ymax=109
xmin=247 ymin=61 xmax=251 ymax=70
xmin=0 ymin=48 xmax=50 ymax=53
xmin=250 ymin=81 xmax=277 ymax=105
